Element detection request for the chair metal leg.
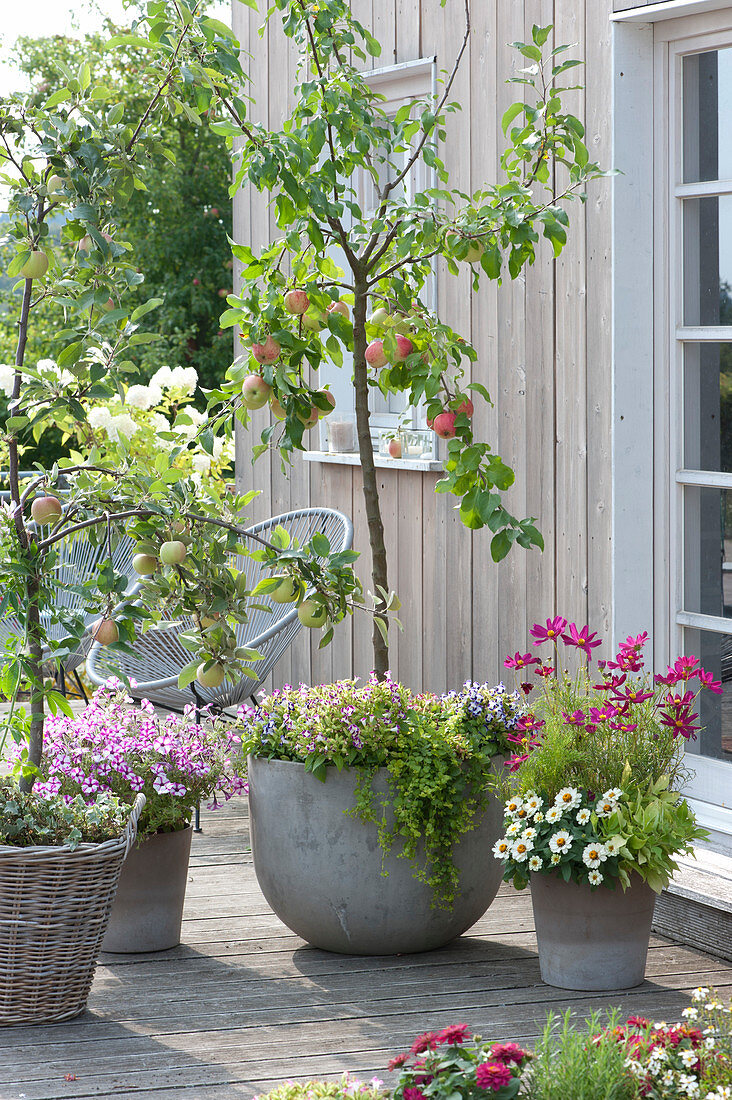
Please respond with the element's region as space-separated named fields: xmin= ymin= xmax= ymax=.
xmin=192 ymin=684 xmax=203 ymax=834
xmin=72 ymin=669 xmax=88 ymax=703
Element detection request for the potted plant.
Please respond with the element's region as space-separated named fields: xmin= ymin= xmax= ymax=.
xmin=237 ymin=675 xmax=524 ymax=955
xmin=0 ymin=779 xmax=144 ymax=1025
xmin=493 ymin=617 xmax=714 ymax=991
xmin=24 ymin=680 xmax=245 ymax=952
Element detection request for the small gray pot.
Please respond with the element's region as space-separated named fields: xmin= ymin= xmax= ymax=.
xmin=248 ymin=756 xmax=505 ymax=955
xmin=102 ymin=825 xmax=193 ymax=953
xmin=530 ymin=871 xmax=657 ymax=990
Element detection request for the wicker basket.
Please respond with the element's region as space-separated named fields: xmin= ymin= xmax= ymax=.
xmin=0 ymin=793 xmax=145 ymax=1026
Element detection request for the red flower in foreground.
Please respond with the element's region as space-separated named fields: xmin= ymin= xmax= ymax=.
xmin=490 ymin=1041 xmax=528 ymax=1064
xmin=476 ymin=1061 xmax=512 ymax=1090
xmin=402 ymin=1089 xmax=425 ymax=1100
xmin=388 ymin=1053 xmax=408 ymax=1071
xmin=409 ymin=1032 xmax=441 ymax=1055
xmin=438 ymin=1024 xmax=471 ymax=1045
xmin=626 ymin=1015 xmax=650 ymax=1029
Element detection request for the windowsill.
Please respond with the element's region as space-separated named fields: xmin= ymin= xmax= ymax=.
xmin=303 ymin=450 xmax=444 ymax=473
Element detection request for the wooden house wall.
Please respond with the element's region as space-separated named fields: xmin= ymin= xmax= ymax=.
xmin=232 ymin=0 xmax=614 ymax=694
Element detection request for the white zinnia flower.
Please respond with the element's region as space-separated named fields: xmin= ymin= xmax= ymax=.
xmin=511 ymin=837 xmax=534 ymax=861
xmin=588 ymin=869 xmax=604 ymax=885
xmin=505 ymin=821 xmax=522 ymax=838
xmin=544 ymin=805 xmax=563 ymax=824
xmin=528 ymin=855 xmax=543 ymax=871
xmin=550 ymin=853 xmax=561 ymax=865
xmin=576 ymin=807 xmax=591 ymax=825
xmin=492 ymin=838 xmax=511 ymax=859
xmin=505 ymin=797 xmax=523 ymax=817
xmin=521 ymin=827 xmax=537 ymax=841
xmin=582 ymin=842 xmax=607 ymax=869
xmin=602 ymin=788 xmax=622 ymax=802
xmin=548 ymin=830 xmax=572 ymax=855
xmin=533 ymin=811 xmax=544 ymax=823
xmin=604 ymin=837 xmax=623 ymax=855
xmin=554 ymin=787 xmax=581 ymax=811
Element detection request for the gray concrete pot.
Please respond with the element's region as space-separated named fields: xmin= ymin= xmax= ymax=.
xmin=102 ymin=825 xmax=193 ymax=953
xmin=247 ymin=756 xmax=505 ymax=955
xmin=530 ymin=871 xmax=657 ymax=990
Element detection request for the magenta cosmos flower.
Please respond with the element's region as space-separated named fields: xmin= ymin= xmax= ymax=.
xmin=529 ymin=616 xmax=568 ymax=645
xmin=561 ymin=622 xmax=601 ymax=661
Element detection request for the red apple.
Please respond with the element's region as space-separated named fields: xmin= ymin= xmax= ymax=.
xmin=159 ymin=540 xmax=187 ymax=565
xmin=92 ymin=618 xmax=119 ymax=645
xmin=197 ymin=661 xmax=226 ymax=688
xmin=297 ymin=599 xmax=327 ymax=628
xmin=327 ymin=300 xmax=350 ymax=320
xmin=457 ymin=397 xmax=474 ymax=418
xmin=432 ymin=411 xmax=457 ymax=438
xmin=316 ymin=389 xmax=336 ymax=417
xmin=192 ymin=278 xmax=200 ymax=286
xmin=30 ymin=495 xmax=62 ymax=525
xmin=297 ymin=405 xmax=319 ymax=429
xmin=284 ymin=289 xmax=309 ymax=314
xmin=217 ymin=288 xmax=230 ymax=298
xmin=20 ymin=251 xmax=49 ymax=279
xmin=365 ymin=339 xmax=388 ymax=369
xmin=251 ymin=336 xmax=281 ymax=364
xmin=387 ymin=438 xmax=402 ymax=459
xmin=242 ymin=374 xmax=272 ymax=409
xmin=390 ymin=335 xmax=414 ymax=363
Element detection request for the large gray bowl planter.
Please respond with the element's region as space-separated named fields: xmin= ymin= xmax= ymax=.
xmin=247 ymin=756 xmax=505 ymax=955
xmin=102 ymin=825 xmax=193 ymax=953
xmin=530 ymin=871 xmax=657 ymax=990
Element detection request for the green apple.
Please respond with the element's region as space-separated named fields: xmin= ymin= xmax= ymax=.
xmin=30 ymin=495 xmax=62 ymax=524
xmin=368 ymin=307 xmax=390 ymax=327
xmin=196 ymin=661 xmax=226 ymax=688
xmin=241 ymin=374 xmax=272 ymax=410
xmin=159 ymin=540 xmax=187 ymax=565
xmin=297 ymin=599 xmax=327 ymax=628
xmin=47 ymin=174 xmax=65 ymax=194
xmin=302 ymin=309 xmax=325 ymax=332
xmin=464 ymin=240 xmax=485 ymax=263
xmin=132 ymin=553 xmax=158 ymax=576
xmin=270 ymin=396 xmax=286 ymax=420
xmin=269 ymin=574 xmax=300 ymax=603
xmin=20 ymin=251 xmax=49 ymax=279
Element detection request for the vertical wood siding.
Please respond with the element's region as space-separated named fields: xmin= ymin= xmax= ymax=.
xmin=232 ymin=0 xmax=614 ymax=690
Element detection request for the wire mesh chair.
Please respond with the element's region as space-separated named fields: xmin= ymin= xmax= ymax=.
xmin=0 ymin=526 xmax=138 ymax=698
xmin=86 ymin=507 xmax=354 ymax=714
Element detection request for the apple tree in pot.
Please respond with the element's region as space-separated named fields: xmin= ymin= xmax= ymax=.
xmin=189 ymin=0 xmax=605 ymax=675
xmin=0 ymin=7 xmax=360 ymax=782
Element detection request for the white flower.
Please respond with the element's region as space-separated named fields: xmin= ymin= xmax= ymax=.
xmin=550 ymin=852 xmax=561 ymax=865
xmin=555 ymin=787 xmax=581 ymax=811
xmin=602 ymin=788 xmax=623 ymax=802
xmin=505 ymin=797 xmax=523 ymax=817
xmin=705 ymin=1088 xmax=731 ymax=1100
xmin=705 ymin=1001 xmax=724 ymax=1011
xmin=521 ymin=827 xmax=537 ymax=841
xmin=511 ymin=837 xmax=534 ymax=861
xmin=150 ymin=365 xmax=174 ymax=389
xmin=653 ymin=1022 xmax=668 ymax=1031
xmin=533 ymin=811 xmax=544 ymax=823
xmin=125 ymin=384 xmax=156 ymax=410
xmin=191 ymin=451 xmax=211 ymax=474
xmin=213 ymin=436 xmax=234 ymax=463
xmin=692 ymin=987 xmax=710 ymax=1002
xmin=524 ymin=792 xmax=543 ymax=815
xmin=582 ymin=842 xmax=608 ymax=869
xmin=595 ymin=796 xmax=619 ymax=817
xmin=548 ymin=830 xmax=572 ymax=855
xmin=704 ymin=1036 xmax=716 ymax=1050
xmin=545 ymin=805 xmax=564 ymax=824
xmin=107 ymin=412 xmax=140 ymax=441
xmin=661 ymin=1070 xmax=675 ymax=1085
xmin=682 ymin=1007 xmax=699 ymax=1020
xmin=679 ymin=1074 xmax=700 ymax=1097
xmin=36 ymin=357 xmax=59 ymax=374
xmin=0 ymin=364 xmax=16 ymax=397
xmin=88 ymin=406 xmax=114 ymax=432
xmin=169 ymin=365 xmax=198 ymax=394
xmin=588 ymin=869 xmax=604 ymax=885
xmin=604 ymin=837 xmax=623 ymax=856
xmin=529 ymin=855 xmax=543 ymax=871
xmin=492 ymin=838 xmax=511 ymax=860
xmin=576 ymin=807 xmax=591 ymax=825
xmin=680 ymin=1050 xmax=698 ymax=1068
xmin=506 ymin=821 xmax=522 ymax=837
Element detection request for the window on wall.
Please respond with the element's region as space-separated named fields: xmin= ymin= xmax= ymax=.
xmin=310 ymin=58 xmax=438 ymax=459
xmin=668 ymin=33 xmax=732 ymax=764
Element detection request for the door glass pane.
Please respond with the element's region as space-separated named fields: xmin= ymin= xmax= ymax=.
xmin=683 ymin=342 xmax=732 ymax=471
xmin=682 ymin=627 xmax=732 ymax=761
xmin=683 ymin=197 xmax=732 ymax=325
xmin=683 ymin=486 xmax=732 ymax=618
xmin=683 ymin=47 xmax=732 ymax=183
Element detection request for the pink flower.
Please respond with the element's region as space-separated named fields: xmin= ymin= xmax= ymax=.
xmin=562 ymin=710 xmax=586 ymax=726
xmin=503 ymin=652 xmax=540 ymax=670
xmin=409 ymin=1032 xmax=441 ymax=1055
xmin=403 ymin=1089 xmax=425 ymax=1100
xmin=697 ymin=669 xmax=723 ymax=694
xmin=489 ymin=1042 xmax=528 ymax=1064
xmin=515 ymin=714 xmax=544 ymax=734
xmin=673 ymin=655 xmax=700 ymax=681
xmin=387 ymin=1054 xmax=408 ymax=1071
xmin=476 ymin=1061 xmax=512 ymax=1090
xmin=437 ymin=1024 xmax=471 ymax=1045
xmin=561 ymin=623 xmax=602 ymax=661
xmin=529 ymin=616 xmax=568 ymax=645
xmin=589 ymin=704 xmax=618 ymax=724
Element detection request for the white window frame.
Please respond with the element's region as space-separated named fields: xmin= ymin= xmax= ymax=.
xmin=305 ymin=57 xmax=445 ymax=471
xmin=611 ymin=6 xmax=732 ymax=849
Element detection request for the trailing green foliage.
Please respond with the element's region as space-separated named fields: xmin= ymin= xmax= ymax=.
xmin=0 ymin=779 xmax=130 ymax=848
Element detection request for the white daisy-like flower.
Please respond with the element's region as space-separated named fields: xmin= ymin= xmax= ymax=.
xmin=511 ymin=837 xmax=534 ymax=861
xmin=576 ymin=807 xmax=592 ymax=825
xmin=524 ymin=793 xmax=543 ymax=815
xmin=692 ymin=987 xmax=710 ymax=1002
xmin=533 ymin=811 xmax=545 ymax=823
xmin=529 ymin=855 xmax=543 ymax=871
xmin=682 ymin=1007 xmax=699 ymax=1020
xmin=705 ymin=1088 xmax=731 ymax=1100
xmin=548 ymin=830 xmax=572 ymax=855
xmin=595 ymin=798 xmax=618 ymax=818
xmin=653 ymin=1022 xmax=668 ymax=1031
xmin=680 ymin=1050 xmax=698 ymax=1069
xmin=602 ymin=788 xmax=623 ymax=802
xmin=492 ymin=838 xmax=511 ymax=859
xmin=506 ymin=821 xmax=522 ymax=837
xmin=604 ymin=837 xmax=623 ymax=856
xmin=545 ymin=805 xmax=564 ymax=824
xmin=704 ymin=1036 xmax=716 ymax=1050
xmin=521 ymin=827 xmax=537 ymax=841
xmin=550 ymin=852 xmax=561 ymax=865
xmin=505 ymin=797 xmax=523 ymax=817
xmin=554 ymin=787 xmax=581 ymax=811
xmin=588 ymin=869 xmax=604 ymax=885
xmin=705 ymin=1001 xmax=724 ymax=1011
xmin=679 ymin=1074 xmax=700 ymax=1098
xmin=660 ymin=1070 xmax=675 ymax=1086
xmin=582 ymin=842 xmax=608 ymax=869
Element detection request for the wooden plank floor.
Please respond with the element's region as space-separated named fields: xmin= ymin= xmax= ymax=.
xmin=2 ymin=797 xmax=731 ymax=1100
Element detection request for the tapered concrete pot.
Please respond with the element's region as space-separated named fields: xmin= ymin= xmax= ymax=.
xmin=247 ymin=756 xmax=505 ymax=955
xmin=530 ymin=871 xmax=657 ymax=990
xmin=102 ymin=825 xmax=193 ymax=953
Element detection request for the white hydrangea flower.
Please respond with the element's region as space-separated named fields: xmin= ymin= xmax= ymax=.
xmin=124 ymin=385 xmax=154 ymax=410
xmin=588 ymin=869 xmax=604 ymax=885
xmin=169 ymin=365 xmax=198 ymax=394
xmin=191 ymin=452 xmax=211 ymax=474
xmin=150 ymin=365 xmax=174 ymax=390
xmin=88 ymin=406 xmax=114 ymax=432
xmin=545 ymin=805 xmax=564 ymax=824
xmin=548 ymin=830 xmax=572 ymax=855
xmin=107 ymin=412 xmax=140 ymax=441
xmin=528 ymin=855 xmax=543 ymax=872
xmin=554 ymin=787 xmax=581 ymax=811
xmin=213 ymin=435 xmax=234 ymax=462
xmin=576 ymin=807 xmax=592 ymax=825
xmin=582 ymin=842 xmax=608 ymax=869
xmin=0 ymin=364 xmax=16 ymax=397
xmin=492 ymin=838 xmax=511 ymax=859
xmin=511 ymin=837 xmax=534 ymax=861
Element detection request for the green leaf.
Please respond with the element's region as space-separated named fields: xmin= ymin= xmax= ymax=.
xmin=501 ymin=102 xmax=524 ymax=135
xmin=44 ymin=88 xmax=72 ymax=109
xmin=491 ymin=530 xmax=512 ymax=562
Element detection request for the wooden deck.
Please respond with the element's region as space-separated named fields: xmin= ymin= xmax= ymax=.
xmin=2 ymin=798 xmax=732 ymax=1100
